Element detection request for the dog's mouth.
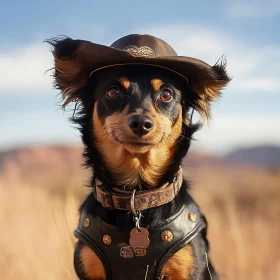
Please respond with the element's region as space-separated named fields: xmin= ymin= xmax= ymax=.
xmin=112 ymin=130 xmax=165 ymax=151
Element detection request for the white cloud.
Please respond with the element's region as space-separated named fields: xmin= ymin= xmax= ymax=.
xmin=0 ymin=109 xmax=80 ymax=149
xmin=1 ymin=24 xmax=280 ymax=97
xmin=192 ymin=115 xmax=280 ymax=154
xmin=225 ymin=0 xmax=280 ymax=19
xmin=136 ymin=24 xmax=280 ymax=94
xmin=1 ymin=108 xmax=279 ymax=154
xmin=237 ymin=78 xmax=280 ymax=92
xmin=0 ymin=42 xmax=53 ymax=93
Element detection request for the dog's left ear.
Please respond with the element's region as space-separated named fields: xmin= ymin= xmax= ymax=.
xmin=188 ymin=58 xmax=231 ymax=122
xmin=46 ymin=37 xmax=93 ymax=109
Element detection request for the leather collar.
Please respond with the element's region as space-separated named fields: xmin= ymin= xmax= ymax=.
xmin=93 ymin=168 xmax=183 ymax=211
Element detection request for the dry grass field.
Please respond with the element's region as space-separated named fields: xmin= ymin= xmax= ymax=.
xmin=0 ymin=146 xmax=279 ymax=280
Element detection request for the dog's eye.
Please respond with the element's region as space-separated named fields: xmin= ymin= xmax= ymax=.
xmin=106 ymin=86 xmax=120 ymax=99
xmin=159 ymin=89 xmax=173 ymax=102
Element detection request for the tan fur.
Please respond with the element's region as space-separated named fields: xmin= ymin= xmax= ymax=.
xmin=80 ymin=245 xmax=106 ymax=279
xmin=119 ymin=77 xmax=130 ymax=90
xmin=151 ymin=78 xmax=164 ymax=91
xmin=139 ymin=107 xmax=182 ymax=187
xmin=93 ymin=105 xmax=141 ymax=187
xmin=192 ymin=80 xmax=228 ymax=122
xmin=93 ymin=104 xmax=183 ymax=189
xmin=53 ymin=53 xmax=87 ymax=109
xmin=162 ymin=245 xmax=194 ymax=279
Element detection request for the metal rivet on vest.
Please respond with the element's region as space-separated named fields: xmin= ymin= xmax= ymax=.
xmin=103 ymin=235 xmax=112 ymax=245
xmin=189 ymin=212 xmax=197 ymax=222
xmin=83 ymin=217 xmax=90 ymax=228
xmin=161 ymin=230 xmax=173 ymax=242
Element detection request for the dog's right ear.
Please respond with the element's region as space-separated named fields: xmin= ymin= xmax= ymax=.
xmin=46 ymin=37 xmax=91 ymax=109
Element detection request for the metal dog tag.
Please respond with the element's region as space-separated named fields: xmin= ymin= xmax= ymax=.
xmin=129 ymin=227 xmax=150 ymax=256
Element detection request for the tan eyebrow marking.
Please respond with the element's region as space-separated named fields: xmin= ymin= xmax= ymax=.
xmin=119 ymin=77 xmax=130 ymax=90
xmin=151 ymin=78 xmax=164 ymax=91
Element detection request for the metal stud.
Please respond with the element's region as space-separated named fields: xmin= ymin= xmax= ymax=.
xmin=161 ymin=230 xmax=173 ymax=242
xmin=189 ymin=212 xmax=197 ymax=222
xmin=83 ymin=217 xmax=90 ymax=228
xmin=103 ymin=235 xmax=112 ymax=246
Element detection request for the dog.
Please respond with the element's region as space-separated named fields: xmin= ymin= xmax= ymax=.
xmin=47 ymin=34 xmax=230 ymax=280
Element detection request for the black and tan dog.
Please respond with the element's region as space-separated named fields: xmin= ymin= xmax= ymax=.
xmin=48 ymin=34 xmax=230 ymax=280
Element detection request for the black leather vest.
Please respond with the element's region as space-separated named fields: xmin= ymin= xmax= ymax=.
xmin=74 ymin=195 xmax=206 ymax=280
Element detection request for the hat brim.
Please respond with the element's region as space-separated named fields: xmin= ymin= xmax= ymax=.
xmin=47 ymin=37 xmax=230 ymax=118
xmin=75 ymin=40 xmax=221 ymax=84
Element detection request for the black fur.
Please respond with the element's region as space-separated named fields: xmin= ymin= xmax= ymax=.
xmin=72 ymin=66 xmax=218 ymax=279
xmin=47 ymin=37 xmax=230 ymax=279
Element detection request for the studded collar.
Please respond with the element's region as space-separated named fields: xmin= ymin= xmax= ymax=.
xmin=93 ymin=168 xmax=183 ymax=211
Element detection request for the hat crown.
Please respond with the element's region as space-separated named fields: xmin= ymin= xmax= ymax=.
xmin=110 ymin=34 xmax=177 ymax=58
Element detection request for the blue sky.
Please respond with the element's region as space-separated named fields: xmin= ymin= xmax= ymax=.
xmin=0 ymin=0 xmax=279 ymax=154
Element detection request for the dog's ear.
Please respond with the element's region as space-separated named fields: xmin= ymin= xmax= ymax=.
xmin=189 ymin=58 xmax=231 ymax=122
xmin=46 ymin=37 xmax=92 ymax=109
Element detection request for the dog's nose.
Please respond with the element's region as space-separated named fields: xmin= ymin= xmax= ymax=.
xmin=128 ymin=115 xmax=154 ymax=136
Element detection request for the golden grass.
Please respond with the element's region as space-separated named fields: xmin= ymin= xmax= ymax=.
xmin=189 ymin=166 xmax=280 ymax=280
xmin=0 ymin=183 xmax=81 ymax=280
xmin=0 ymin=165 xmax=279 ymax=280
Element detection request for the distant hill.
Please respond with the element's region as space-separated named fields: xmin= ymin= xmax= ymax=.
xmin=0 ymin=145 xmax=279 ymax=179
xmin=0 ymin=145 xmax=221 ymax=178
xmin=183 ymin=151 xmax=222 ymax=168
xmin=0 ymin=145 xmax=84 ymax=179
xmin=224 ymin=145 xmax=280 ymax=168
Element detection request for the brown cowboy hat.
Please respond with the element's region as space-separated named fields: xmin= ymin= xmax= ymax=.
xmin=47 ymin=34 xmax=230 ymax=119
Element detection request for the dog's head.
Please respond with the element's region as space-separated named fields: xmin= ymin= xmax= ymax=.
xmin=48 ymin=38 xmax=230 ymax=188
xmin=90 ymin=65 xmax=190 ymax=154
